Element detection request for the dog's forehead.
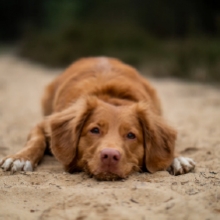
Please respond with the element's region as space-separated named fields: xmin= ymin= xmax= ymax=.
xmin=92 ymin=101 xmax=138 ymax=123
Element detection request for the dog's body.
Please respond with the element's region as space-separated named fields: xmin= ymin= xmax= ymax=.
xmin=0 ymin=57 xmax=195 ymax=180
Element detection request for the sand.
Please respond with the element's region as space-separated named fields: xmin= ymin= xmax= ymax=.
xmin=0 ymin=54 xmax=219 ymax=220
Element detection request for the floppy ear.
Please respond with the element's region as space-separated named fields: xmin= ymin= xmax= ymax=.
xmin=137 ymin=103 xmax=176 ymax=173
xmin=48 ymin=97 xmax=97 ymax=172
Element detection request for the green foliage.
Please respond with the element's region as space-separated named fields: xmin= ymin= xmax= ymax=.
xmin=2 ymin=0 xmax=218 ymax=82
xmin=141 ymin=39 xmax=220 ymax=82
xmin=20 ymin=22 xmax=157 ymax=67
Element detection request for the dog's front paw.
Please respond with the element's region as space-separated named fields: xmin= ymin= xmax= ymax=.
xmin=168 ymin=157 xmax=195 ymax=175
xmin=0 ymin=156 xmax=33 ymax=173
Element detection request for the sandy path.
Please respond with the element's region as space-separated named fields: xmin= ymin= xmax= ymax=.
xmin=0 ymin=55 xmax=219 ymax=220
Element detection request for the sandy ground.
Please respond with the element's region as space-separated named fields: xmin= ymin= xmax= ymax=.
xmin=0 ymin=54 xmax=219 ymax=220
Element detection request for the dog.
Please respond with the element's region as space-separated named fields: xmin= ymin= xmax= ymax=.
xmin=0 ymin=57 xmax=195 ymax=180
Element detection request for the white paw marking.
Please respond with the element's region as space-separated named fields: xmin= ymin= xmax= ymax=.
xmin=11 ymin=160 xmax=25 ymax=172
xmin=23 ymin=161 xmax=33 ymax=171
xmin=2 ymin=158 xmax=13 ymax=171
xmin=1 ymin=158 xmax=33 ymax=172
xmin=169 ymin=157 xmax=196 ymax=175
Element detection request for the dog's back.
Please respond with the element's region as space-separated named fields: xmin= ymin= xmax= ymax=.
xmin=42 ymin=57 xmax=161 ymax=116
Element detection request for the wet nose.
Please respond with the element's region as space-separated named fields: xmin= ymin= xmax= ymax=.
xmin=100 ymin=148 xmax=121 ymax=165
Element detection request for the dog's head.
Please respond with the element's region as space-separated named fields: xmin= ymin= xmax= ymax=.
xmin=48 ymin=96 xmax=176 ymax=180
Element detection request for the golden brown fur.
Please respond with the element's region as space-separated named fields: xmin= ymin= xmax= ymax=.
xmin=1 ymin=57 xmax=195 ymax=180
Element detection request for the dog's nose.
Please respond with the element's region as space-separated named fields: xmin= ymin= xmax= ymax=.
xmin=100 ymin=148 xmax=121 ymax=165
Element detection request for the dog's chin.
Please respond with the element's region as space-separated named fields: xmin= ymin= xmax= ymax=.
xmin=93 ymin=172 xmax=124 ymax=181
xmin=84 ymin=164 xmax=126 ymax=181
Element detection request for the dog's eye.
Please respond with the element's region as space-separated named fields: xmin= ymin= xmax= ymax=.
xmin=127 ymin=132 xmax=136 ymax=139
xmin=90 ymin=127 xmax=100 ymax=134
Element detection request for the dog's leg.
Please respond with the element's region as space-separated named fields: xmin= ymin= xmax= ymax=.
xmin=0 ymin=121 xmax=47 ymax=173
xmin=167 ymin=156 xmax=196 ymax=175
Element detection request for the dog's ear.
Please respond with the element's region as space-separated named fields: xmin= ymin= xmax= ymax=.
xmin=48 ymin=97 xmax=97 ymax=172
xmin=137 ymin=103 xmax=176 ymax=173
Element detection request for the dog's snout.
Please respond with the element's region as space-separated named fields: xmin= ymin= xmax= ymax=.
xmin=101 ymin=148 xmax=121 ymax=165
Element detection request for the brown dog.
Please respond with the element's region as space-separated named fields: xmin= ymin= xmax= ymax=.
xmin=0 ymin=57 xmax=195 ymax=180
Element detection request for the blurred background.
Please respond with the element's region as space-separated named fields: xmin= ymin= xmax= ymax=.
xmin=1 ymin=0 xmax=220 ymax=82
